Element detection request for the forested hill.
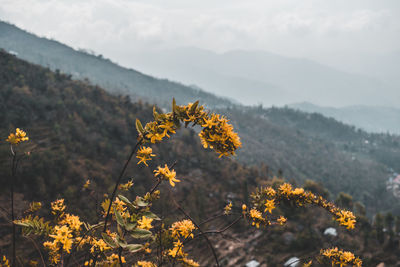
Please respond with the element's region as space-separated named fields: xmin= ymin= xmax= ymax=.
xmin=2 ymin=22 xmax=400 ymax=216
xmin=1 ymin=49 xmax=400 ymax=266
xmin=0 ymin=21 xmax=232 ymax=108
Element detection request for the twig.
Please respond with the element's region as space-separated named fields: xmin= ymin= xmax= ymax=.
xmin=188 ymin=215 xmax=243 ymax=243
xmin=25 ymin=236 xmax=47 ymax=267
xmin=103 ymin=138 xmax=142 ymax=232
xmin=10 ymin=147 xmax=16 ymax=267
xmin=171 ymin=197 xmax=220 ymax=267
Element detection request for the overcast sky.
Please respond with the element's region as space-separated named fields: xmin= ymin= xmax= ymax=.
xmin=1 ymin=0 xmax=400 ymax=71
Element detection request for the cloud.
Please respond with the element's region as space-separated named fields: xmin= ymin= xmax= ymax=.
xmin=1 ymin=0 xmax=399 ymax=67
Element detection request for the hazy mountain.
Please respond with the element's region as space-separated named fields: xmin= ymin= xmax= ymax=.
xmin=290 ymin=102 xmax=400 ymax=134
xmin=0 ymin=21 xmax=232 ymax=108
xmin=124 ymin=47 xmax=399 ymax=108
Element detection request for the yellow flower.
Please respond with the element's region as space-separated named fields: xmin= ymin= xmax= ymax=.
xmin=90 ymin=238 xmax=110 ymax=254
xmin=264 ymin=199 xmax=275 ymax=213
xmin=277 ymin=216 xmax=287 ymax=225
xmin=2 ymin=255 xmax=10 ymax=267
xmin=279 ymin=183 xmax=293 ymax=196
xmin=106 ymin=253 xmax=126 ymax=264
xmin=265 ymin=187 xmax=276 ymax=197
xmin=48 ymin=225 xmax=73 ymax=253
xmin=320 ymin=247 xmax=362 ymax=267
xmin=136 ymin=146 xmax=156 ymax=166
xmin=250 ymin=208 xmax=263 ymax=220
xmin=118 ymin=179 xmax=134 ymax=191
xmin=224 ymin=202 xmax=232 ymax=215
xmin=336 ymin=210 xmax=356 ymax=230
xmin=51 ymin=199 xmax=66 ymax=215
xmin=182 ymin=258 xmax=200 ymax=267
xmin=6 ymin=128 xmax=29 ymax=145
xmin=170 ymin=219 xmax=196 ymax=239
xmin=83 ymin=179 xmax=90 ymax=189
xmin=137 ymin=216 xmax=153 ymax=230
xmin=154 ymin=164 xmax=180 ymax=187
xmin=59 ymin=214 xmax=82 ymax=232
xmin=168 ymin=240 xmax=185 ymax=258
xmin=137 ymin=261 xmax=156 ymax=267
xmin=292 ymin=188 xmax=305 ymax=195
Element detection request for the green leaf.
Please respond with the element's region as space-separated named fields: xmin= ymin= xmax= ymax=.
xmin=116 ymin=236 xmax=128 ymax=248
xmin=101 ymin=233 xmax=117 ymax=248
xmin=134 ymin=197 xmax=149 ymax=207
xmin=130 ymin=228 xmax=152 ymax=239
xmin=114 ymin=210 xmax=125 ymax=227
xmin=142 ymin=211 xmax=161 ymax=220
xmin=126 ymin=244 xmax=143 ymax=253
xmin=172 ymin=98 xmax=177 ymax=115
xmin=135 ymin=119 xmax=145 ymax=135
xmin=118 ymin=194 xmax=132 ymax=205
xmin=125 ymin=222 xmax=137 ymax=231
xmin=190 ymin=100 xmax=199 ymax=113
xmin=153 ymin=106 xmax=160 ymax=120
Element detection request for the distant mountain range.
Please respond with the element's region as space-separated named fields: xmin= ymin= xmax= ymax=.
xmin=289 ymin=102 xmax=400 ymax=134
xmin=0 ymin=21 xmax=232 ymax=109
xmin=123 ymin=47 xmax=399 ymax=108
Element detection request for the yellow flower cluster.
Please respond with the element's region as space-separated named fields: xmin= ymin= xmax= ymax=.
xmin=154 ymin=164 xmax=180 ymax=187
xmin=138 ymin=216 xmax=154 ymax=230
xmin=168 ymin=240 xmax=185 ymax=258
xmin=59 ymin=213 xmax=83 ymax=232
xmin=106 ymin=253 xmax=126 ymax=265
xmin=335 ymin=210 xmax=357 ymax=230
xmin=170 ymin=219 xmax=196 ymax=239
xmin=1 ymin=256 xmax=10 ymax=267
xmin=199 ymin=113 xmax=241 ymax=157
xmin=51 ymin=199 xmax=66 ymax=215
xmin=118 ymin=179 xmax=134 ymax=191
xmin=28 ymin=201 xmax=42 ymax=213
xmin=77 ymin=235 xmax=111 ymax=254
xmin=139 ymin=100 xmax=241 ymax=158
xmin=101 ymin=197 xmax=130 ymax=219
xmin=249 ymin=208 xmax=264 ymax=228
xmin=136 ymin=261 xmax=156 ymax=267
xmin=43 ymin=225 xmax=73 ymax=263
xmin=83 ymin=179 xmax=91 ymax=189
xmin=247 ymin=183 xmax=357 ymax=230
xmin=277 ymin=216 xmax=287 ymax=225
xmin=321 ymin=247 xmax=362 ymax=267
xmin=136 ymin=146 xmax=156 ymax=166
xmin=166 ymin=219 xmax=199 ymax=267
xmin=224 ymin=202 xmax=232 ymax=215
xmin=42 ymin=199 xmax=84 ymax=264
xmin=6 ymin=128 xmax=29 ymax=145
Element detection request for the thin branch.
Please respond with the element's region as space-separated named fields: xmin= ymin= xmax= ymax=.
xmin=103 ymin=138 xmax=142 ymax=232
xmin=198 ymin=213 xmax=225 ymax=226
xmin=10 ymin=148 xmax=16 ymax=267
xmin=25 ymin=236 xmax=47 ymax=267
xmin=188 ymin=215 xmax=243 ymax=243
xmin=171 ymin=197 xmax=220 ymax=267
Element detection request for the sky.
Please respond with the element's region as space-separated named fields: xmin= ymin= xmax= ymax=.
xmin=1 ymin=0 xmax=400 ymax=72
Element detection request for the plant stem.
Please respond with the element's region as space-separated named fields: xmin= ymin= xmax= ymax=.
xmin=103 ymin=138 xmax=142 ymax=233
xmin=10 ymin=146 xmax=16 ymax=267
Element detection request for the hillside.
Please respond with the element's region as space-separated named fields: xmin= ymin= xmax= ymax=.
xmin=0 ymin=21 xmax=232 ymax=108
xmin=1 ymin=51 xmax=400 ymax=266
xmin=2 ymin=21 xmax=400 ymax=216
xmin=290 ymin=102 xmax=400 ymax=134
